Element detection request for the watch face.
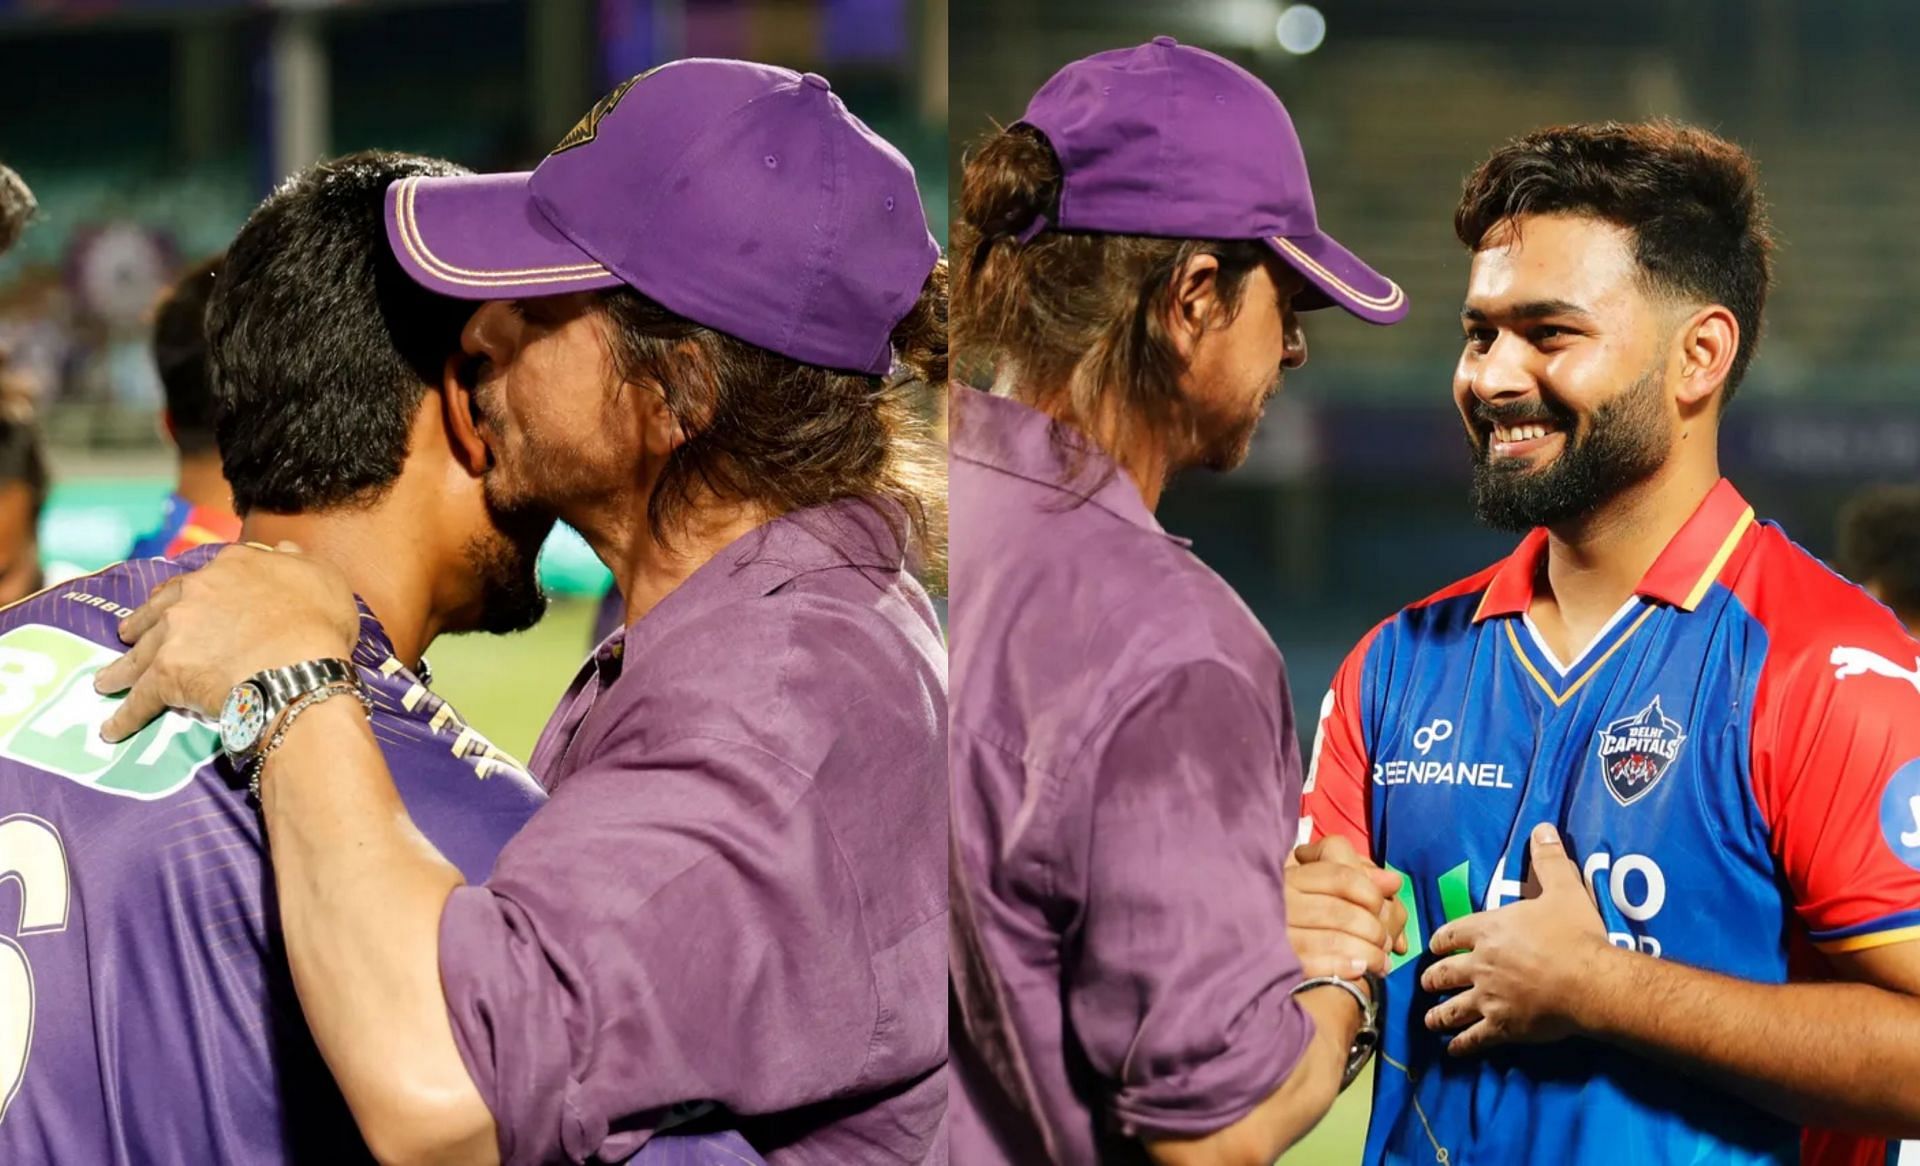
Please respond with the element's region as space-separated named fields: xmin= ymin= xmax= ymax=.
xmin=220 ymin=681 xmax=268 ymax=756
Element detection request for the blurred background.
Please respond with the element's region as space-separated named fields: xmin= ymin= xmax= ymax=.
xmin=953 ymin=0 xmax=1920 ymax=1158
xmin=0 ymin=0 xmax=946 ymax=754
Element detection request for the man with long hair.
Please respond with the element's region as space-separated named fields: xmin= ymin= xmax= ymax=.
xmin=97 ymin=61 xmax=949 ymax=1166
xmin=948 ymin=37 xmax=1410 ymax=1166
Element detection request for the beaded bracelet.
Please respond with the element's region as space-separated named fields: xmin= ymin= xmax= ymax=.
xmin=246 ymin=680 xmax=374 ymax=802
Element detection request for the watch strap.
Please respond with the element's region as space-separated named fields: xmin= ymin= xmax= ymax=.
xmin=255 ymin=658 xmax=358 ymax=707
xmin=1291 ymin=973 xmax=1382 ymax=1090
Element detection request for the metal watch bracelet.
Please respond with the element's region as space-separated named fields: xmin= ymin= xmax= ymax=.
xmin=1291 ymin=972 xmax=1383 ymax=1090
xmin=245 ymin=681 xmax=373 ymax=802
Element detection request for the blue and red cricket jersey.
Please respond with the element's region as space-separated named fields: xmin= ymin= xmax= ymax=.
xmin=127 ymin=493 xmax=243 ymax=560
xmin=1305 ymin=479 xmax=1920 ymax=1166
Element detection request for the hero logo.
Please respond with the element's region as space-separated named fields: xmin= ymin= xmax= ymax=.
xmin=1583 ymin=850 xmax=1667 ymax=956
xmin=1372 ymin=716 xmax=1514 ymax=790
xmin=1483 ymin=848 xmax=1668 ymax=957
xmin=1393 ymin=847 xmax=1669 ymax=968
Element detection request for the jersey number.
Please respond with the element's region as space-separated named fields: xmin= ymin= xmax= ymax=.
xmin=0 ymin=815 xmax=70 ymax=1124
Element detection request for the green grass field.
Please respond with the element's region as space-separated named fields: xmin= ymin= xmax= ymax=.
xmin=421 ymin=596 xmax=601 ymax=761
xmin=425 ymin=596 xmax=1374 ymax=1165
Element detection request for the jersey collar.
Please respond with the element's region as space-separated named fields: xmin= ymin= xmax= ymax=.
xmin=1473 ymin=478 xmax=1757 ymax=622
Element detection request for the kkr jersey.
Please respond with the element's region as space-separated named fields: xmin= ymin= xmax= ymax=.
xmin=1304 ymin=480 xmax=1920 ymax=1166
xmin=0 ymin=546 xmax=545 ymax=1164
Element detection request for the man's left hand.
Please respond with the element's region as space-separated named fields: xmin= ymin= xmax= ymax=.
xmin=1420 ymin=823 xmax=1614 ymax=1056
xmin=93 ymin=542 xmax=360 ymax=742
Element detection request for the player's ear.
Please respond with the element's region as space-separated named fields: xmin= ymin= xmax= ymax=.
xmin=1166 ymin=251 xmax=1224 ymax=362
xmin=1675 ymin=304 xmax=1738 ymax=411
xmin=441 ymin=352 xmax=493 ymax=475
xmin=631 ymin=343 xmax=699 ymax=460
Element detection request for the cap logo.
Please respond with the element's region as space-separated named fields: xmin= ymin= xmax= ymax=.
xmin=549 ymin=68 xmax=653 ymax=156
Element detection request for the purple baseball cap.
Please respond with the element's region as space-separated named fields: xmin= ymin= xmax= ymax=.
xmin=384 ymin=58 xmax=939 ymax=375
xmin=1017 ymin=36 xmax=1407 ymax=325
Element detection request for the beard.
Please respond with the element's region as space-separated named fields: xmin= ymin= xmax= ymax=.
xmin=1468 ymin=362 xmax=1671 ymax=533
xmin=460 ymin=483 xmax=554 ymax=636
xmin=1191 ymin=372 xmax=1281 ymax=473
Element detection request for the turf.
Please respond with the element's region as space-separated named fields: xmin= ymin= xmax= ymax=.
xmin=423 ymin=596 xmax=601 ymax=762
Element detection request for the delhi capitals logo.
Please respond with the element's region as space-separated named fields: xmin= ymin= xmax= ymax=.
xmin=1595 ymin=696 xmax=1688 ymax=807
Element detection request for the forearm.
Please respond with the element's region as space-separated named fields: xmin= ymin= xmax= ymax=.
xmin=260 ymin=698 xmax=497 ymax=1166
xmin=1147 ymin=987 xmax=1359 ymax=1166
xmin=1577 ymin=945 xmax=1920 ymax=1135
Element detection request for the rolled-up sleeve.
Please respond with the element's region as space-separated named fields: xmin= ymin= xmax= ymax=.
xmin=438 ymin=730 xmax=874 ymax=1166
xmin=1064 ymin=659 xmax=1311 ymax=1141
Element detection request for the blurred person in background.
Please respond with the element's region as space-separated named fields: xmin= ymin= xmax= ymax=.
xmin=0 ymin=161 xmax=49 ymax=603
xmin=1838 ymin=483 xmax=1920 ymax=636
xmin=129 ymin=254 xmax=242 ymax=558
xmin=1306 ymin=121 xmax=1920 ymax=1166
xmin=0 ymin=149 xmax=755 ymax=1166
xmin=0 ymin=161 xmax=33 ymax=254
xmin=100 ymin=61 xmax=947 ymax=1166
xmin=0 ymin=410 xmax=48 ymax=603
xmin=947 ymin=38 xmax=1411 ymax=1166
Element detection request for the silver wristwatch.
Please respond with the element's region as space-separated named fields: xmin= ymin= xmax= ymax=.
xmin=219 ymin=658 xmax=360 ymax=770
xmin=1291 ymin=972 xmax=1383 ymax=1090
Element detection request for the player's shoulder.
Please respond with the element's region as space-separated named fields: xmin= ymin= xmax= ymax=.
xmin=1727 ymin=522 xmax=1915 ymax=674
xmin=0 ymin=557 xmax=191 ymax=650
xmin=1361 ymin=552 xmax=1511 ymax=655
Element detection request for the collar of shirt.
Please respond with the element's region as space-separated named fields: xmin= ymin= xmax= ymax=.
xmin=949 ymin=384 xmax=1191 ymax=548
xmin=1472 ymin=477 xmax=1760 ymax=622
xmin=529 ymin=497 xmax=910 ymax=783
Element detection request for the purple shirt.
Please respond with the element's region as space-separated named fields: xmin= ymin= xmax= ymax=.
xmin=0 ymin=547 xmax=545 ymax=1165
xmin=438 ymin=499 xmax=949 ymax=1166
xmin=947 ymin=387 xmax=1314 ymax=1164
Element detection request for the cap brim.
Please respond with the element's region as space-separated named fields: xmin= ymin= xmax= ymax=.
xmin=1266 ymin=232 xmax=1408 ymax=325
xmin=385 ymin=172 xmax=626 ymax=301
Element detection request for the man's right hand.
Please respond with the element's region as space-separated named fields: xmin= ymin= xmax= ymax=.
xmin=1286 ymin=835 xmax=1408 ymax=979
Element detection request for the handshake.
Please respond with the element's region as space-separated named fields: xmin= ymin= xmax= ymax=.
xmin=1286 ymin=835 xmax=1409 ymax=982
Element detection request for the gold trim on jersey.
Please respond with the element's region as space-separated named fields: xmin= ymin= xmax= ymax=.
xmin=1680 ymin=507 xmax=1756 ymax=611
xmin=1505 ymin=606 xmax=1657 ymax=708
xmin=1815 ymin=923 xmax=1920 ymax=954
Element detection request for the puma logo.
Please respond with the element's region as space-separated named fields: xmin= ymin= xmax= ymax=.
xmin=1830 ymin=645 xmax=1920 ymax=693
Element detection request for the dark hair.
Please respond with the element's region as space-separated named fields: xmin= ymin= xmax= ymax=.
xmin=0 ymin=416 xmax=47 ymax=516
xmin=153 ymin=254 xmax=222 ymax=457
xmin=596 ymin=258 xmax=947 ymax=577
xmin=0 ymin=164 xmax=34 ymax=255
xmin=1839 ymin=484 xmax=1920 ymax=622
xmin=1454 ymin=120 xmax=1774 ymax=403
xmin=206 ymin=151 xmax=477 ymax=514
xmin=951 ymin=124 xmax=1269 ymax=483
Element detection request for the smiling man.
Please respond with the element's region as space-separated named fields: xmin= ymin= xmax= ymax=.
xmin=1303 ymin=120 xmax=1920 ymax=1166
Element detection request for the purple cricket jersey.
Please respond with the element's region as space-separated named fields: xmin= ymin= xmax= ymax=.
xmin=435 ymin=499 xmax=949 ymax=1166
xmin=0 ymin=546 xmax=763 ymax=1166
xmin=947 ymin=387 xmax=1316 ymax=1164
